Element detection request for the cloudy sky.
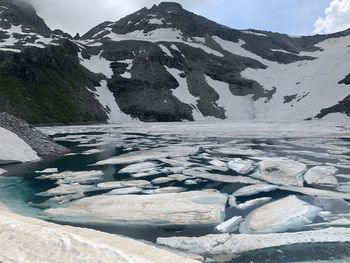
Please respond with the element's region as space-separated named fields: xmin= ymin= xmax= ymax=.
xmin=25 ymin=0 xmax=350 ymax=36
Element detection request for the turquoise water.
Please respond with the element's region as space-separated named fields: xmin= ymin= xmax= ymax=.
xmin=1 ymin=126 xmax=350 ymax=262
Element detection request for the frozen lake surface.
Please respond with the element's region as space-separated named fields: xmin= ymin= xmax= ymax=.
xmin=1 ymin=121 xmax=350 ymax=262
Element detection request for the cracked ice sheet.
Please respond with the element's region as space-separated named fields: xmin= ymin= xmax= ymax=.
xmin=94 ymin=146 xmax=199 ymax=165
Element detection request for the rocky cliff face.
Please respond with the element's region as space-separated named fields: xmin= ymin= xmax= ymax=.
xmin=0 ymin=1 xmax=349 ymax=123
xmin=0 ymin=0 xmax=108 ymax=124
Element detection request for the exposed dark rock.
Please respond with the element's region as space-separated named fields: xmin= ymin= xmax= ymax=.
xmin=0 ymin=112 xmax=69 ymax=158
xmin=339 ymin=73 xmax=350 ymax=85
xmin=315 ymin=95 xmax=350 ymax=119
xmin=284 ymin=94 xmax=297 ymax=104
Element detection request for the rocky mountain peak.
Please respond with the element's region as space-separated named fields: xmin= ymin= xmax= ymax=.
xmin=152 ymin=2 xmax=184 ymax=12
xmin=0 ymin=0 xmax=51 ymax=35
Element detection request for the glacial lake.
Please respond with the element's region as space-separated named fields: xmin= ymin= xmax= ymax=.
xmin=1 ymin=121 xmax=350 ymax=263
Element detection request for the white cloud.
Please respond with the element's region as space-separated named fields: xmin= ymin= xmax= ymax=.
xmin=314 ymin=0 xmax=350 ymax=34
xmin=25 ymin=0 xmax=207 ymax=36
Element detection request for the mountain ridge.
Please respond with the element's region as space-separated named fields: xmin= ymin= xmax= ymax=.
xmin=0 ymin=1 xmax=349 ymax=123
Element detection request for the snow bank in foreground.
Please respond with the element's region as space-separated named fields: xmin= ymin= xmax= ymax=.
xmin=0 ymin=127 xmax=39 ymax=163
xmin=0 ymin=207 xmax=199 ymax=263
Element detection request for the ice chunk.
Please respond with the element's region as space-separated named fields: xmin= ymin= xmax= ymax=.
xmin=209 ymin=147 xmax=264 ymax=156
xmin=228 ymin=195 xmax=237 ymax=207
xmin=97 ymin=180 xmax=151 ymax=190
xmin=183 ymin=168 xmax=262 ymax=184
xmin=81 ymin=149 xmax=104 ymax=155
xmin=37 ymin=171 xmax=104 ymax=185
xmin=36 ymin=184 xmax=97 ymax=197
xmin=337 ymin=183 xmax=350 ymax=193
xmin=47 ymin=193 xmax=85 ymax=204
xmin=279 ymin=185 xmax=350 ymax=200
xmin=43 ymin=191 xmax=228 ymax=226
xmin=215 ymin=216 xmax=243 ymax=233
xmin=151 ymin=177 xmax=175 ymax=184
xmin=227 ymin=158 xmax=253 ymax=174
xmin=35 ymin=168 xmax=59 ymax=174
xmin=168 ymin=174 xmax=194 ymax=182
xmin=304 ymin=166 xmax=338 ymax=186
xmin=107 ymin=187 xmax=143 ymax=195
xmin=0 ymin=169 xmax=6 ymax=175
xmin=209 ymin=159 xmax=227 ymax=167
xmin=95 ymin=146 xmax=198 ymax=165
xmin=256 ymin=158 xmax=307 ymax=186
xmin=234 ymin=184 xmax=277 ymax=197
xmin=306 ymin=218 xmax=350 ymax=228
xmin=240 ymin=195 xmax=321 ymax=234
xmin=143 ymin=187 xmax=185 ymax=194
xmin=236 ymin=197 xmax=272 ymax=210
xmin=118 ymin=162 xmax=159 ymax=173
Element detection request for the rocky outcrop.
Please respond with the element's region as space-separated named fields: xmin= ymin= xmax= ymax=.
xmin=0 ymin=112 xmax=68 ymax=158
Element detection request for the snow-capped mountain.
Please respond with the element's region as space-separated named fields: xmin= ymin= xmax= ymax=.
xmin=1 ymin=1 xmax=350 ymax=123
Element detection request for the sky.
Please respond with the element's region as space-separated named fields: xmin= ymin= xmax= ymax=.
xmin=25 ymin=0 xmax=350 ymax=36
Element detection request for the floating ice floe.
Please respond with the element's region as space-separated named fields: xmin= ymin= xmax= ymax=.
xmin=159 ymin=157 xmax=194 ymax=168
xmin=279 ymin=185 xmax=350 ymax=200
xmin=35 ymin=168 xmax=59 ymax=174
xmin=233 ymin=184 xmax=278 ymax=197
xmin=37 ymin=170 xmax=104 ymax=185
xmin=143 ymin=187 xmax=186 ymax=195
xmin=185 ymin=179 xmax=205 ymax=185
xmin=227 ymin=158 xmax=254 ymax=174
xmin=37 ymin=184 xmax=97 ymax=197
xmin=157 ymin=228 xmax=350 ymax=262
xmin=208 ymin=147 xmax=264 ymax=156
xmin=209 ymin=159 xmax=227 ymax=167
xmin=94 ymin=146 xmax=198 ymax=165
xmin=168 ymin=174 xmax=194 ymax=182
xmin=304 ymin=166 xmax=338 ymax=186
xmin=205 ymin=165 xmax=229 ymax=172
xmin=107 ymin=187 xmax=143 ymax=195
xmin=336 ymin=174 xmax=350 ymax=180
xmin=151 ymin=177 xmax=175 ymax=184
xmin=0 ymin=169 xmax=6 ymax=175
xmin=97 ymin=180 xmax=151 ymax=190
xmin=240 ymin=195 xmax=321 ymax=234
xmin=336 ymin=183 xmax=350 ymax=193
xmin=255 ymin=158 xmax=307 ymax=186
xmin=236 ymin=197 xmax=272 ymax=210
xmin=43 ymin=191 xmax=228 ymax=226
xmin=81 ymin=149 xmax=104 ymax=155
xmin=0 ymin=207 xmax=198 ymax=263
xmin=118 ymin=162 xmax=159 ymax=174
xmin=215 ymin=216 xmax=243 ymax=233
xmin=306 ymin=218 xmax=350 ymax=228
xmin=228 ymin=195 xmax=237 ymax=207
xmin=182 ymin=168 xmax=261 ymax=184
xmin=47 ymin=193 xmax=85 ymax=204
